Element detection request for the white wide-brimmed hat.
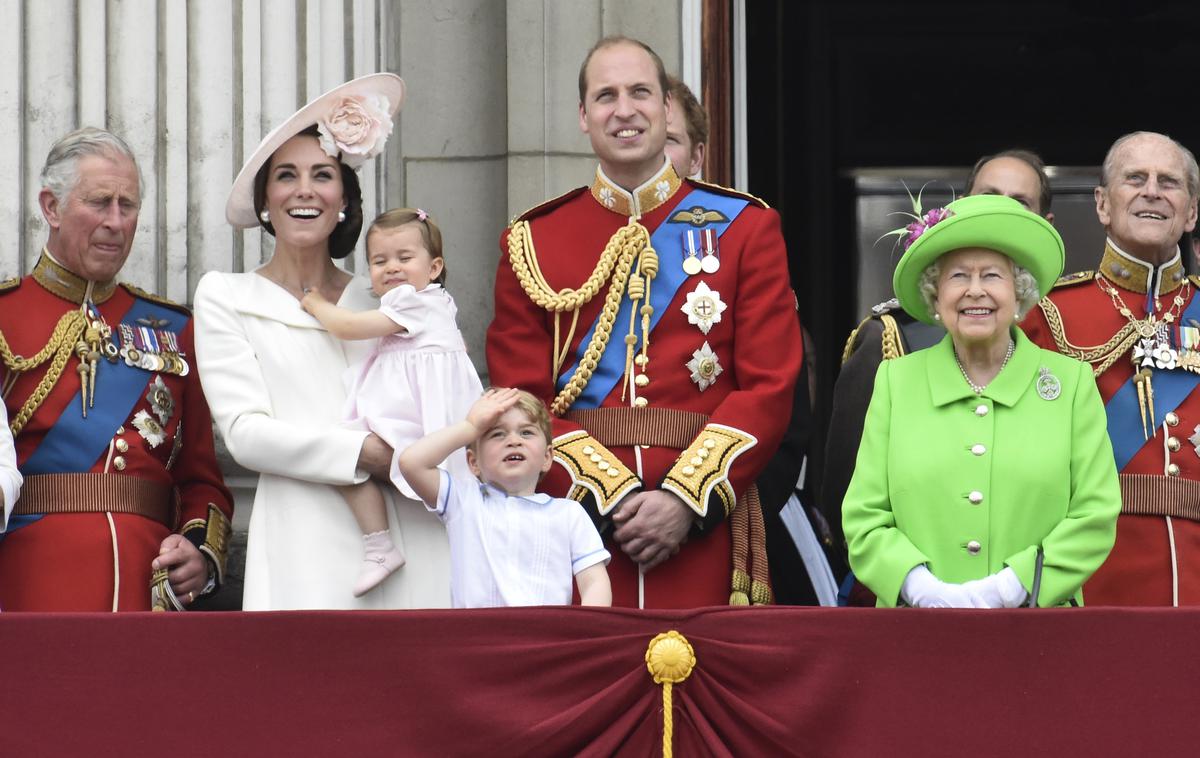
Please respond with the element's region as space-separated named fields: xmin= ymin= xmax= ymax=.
xmin=226 ymin=72 xmax=405 ymax=228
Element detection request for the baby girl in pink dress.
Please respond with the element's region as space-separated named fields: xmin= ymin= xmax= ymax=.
xmin=302 ymin=208 xmax=482 ymax=596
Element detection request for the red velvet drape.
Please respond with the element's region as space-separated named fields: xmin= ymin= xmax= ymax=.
xmin=2 ymin=607 xmax=1196 ymax=757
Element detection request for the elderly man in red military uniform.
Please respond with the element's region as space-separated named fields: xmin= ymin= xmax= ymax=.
xmin=487 ymin=37 xmax=800 ymax=608
xmin=1024 ymin=131 xmax=1200 ymax=605
xmin=0 ymin=127 xmax=233 ymax=611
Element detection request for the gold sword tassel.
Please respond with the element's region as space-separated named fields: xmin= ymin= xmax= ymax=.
xmin=1142 ymin=367 xmax=1156 ymax=439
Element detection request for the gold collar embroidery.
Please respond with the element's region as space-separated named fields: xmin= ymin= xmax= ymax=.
xmin=32 ymin=249 xmax=117 ymax=304
xmin=1099 ymin=239 xmax=1185 ymax=296
xmin=589 ymin=159 xmax=682 ymax=218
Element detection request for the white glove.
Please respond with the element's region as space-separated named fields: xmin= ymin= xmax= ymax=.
xmin=900 ymin=565 xmax=987 ymax=608
xmin=961 ymin=567 xmax=1029 ymax=608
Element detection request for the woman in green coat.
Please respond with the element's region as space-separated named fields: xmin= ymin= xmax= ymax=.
xmin=842 ymin=194 xmax=1120 ymax=607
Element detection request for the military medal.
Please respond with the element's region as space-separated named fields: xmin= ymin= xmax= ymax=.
xmin=686 ymin=342 xmax=722 ymax=391
xmin=146 ymin=375 xmax=176 ymax=426
xmin=1036 ymin=366 xmax=1061 ymax=401
xmin=699 ymin=228 xmax=720 ymax=274
xmin=119 ymin=322 xmax=190 ymax=376
xmin=681 ymin=230 xmax=702 ymax=275
xmin=1189 ymin=425 xmax=1200 ymax=459
xmin=132 ymin=409 xmax=166 ymax=448
xmin=681 ymin=281 xmax=727 ymax=335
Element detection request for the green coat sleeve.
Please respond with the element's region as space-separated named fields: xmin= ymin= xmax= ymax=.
xmin=841 ymin=360 xmax=930 ymax=606
xmin=1002 ymin=360 xmax=1121 ymax=606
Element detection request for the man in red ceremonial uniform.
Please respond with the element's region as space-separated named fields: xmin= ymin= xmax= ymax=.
xmin=0 ymin=127 xmax=233 ymax=611
xmin=487 ymin=37 xmax=800 ymax=608
xmin=1023 ymin=131 xmax=1200 ymax=605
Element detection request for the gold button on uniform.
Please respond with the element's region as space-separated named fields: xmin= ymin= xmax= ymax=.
xmin=634 ymin=397 xmax=649 ymax=408
xmin=968 ymin=491 xmax=983 ymax=504
xmin=966 ymin=540 xmax=982 ymax=555
xmin=113 ymin=456 xmax=127 ymax=471
xmin=971 ymin=444 xmax=986 ymax=456
xmin=1166 ymin=412 xmax=1180 ymax=427
xmin=115 ymin=439 xmax=129 ymax=453
xmin=1168 ymin=437 xmax=1181 ymax=452
xmin=1168 ymin=464 xmax=1181 ymax=477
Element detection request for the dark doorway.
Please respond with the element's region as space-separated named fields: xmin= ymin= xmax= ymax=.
xmin=745 ymin=0 xmax=1200 ymax=493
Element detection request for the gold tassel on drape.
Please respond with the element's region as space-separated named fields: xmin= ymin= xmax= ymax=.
xmin=645 ymin=630 xmax=696 ymax=758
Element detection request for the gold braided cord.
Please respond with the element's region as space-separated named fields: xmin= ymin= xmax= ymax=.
xmin=840 ymin=323 xmax=863 ymax=366
xmin=0 ymin=310 xmax=87 ymax=435
xmin=507 ymin=218 xmax=649 ymax=416
xmin=879 ymin=314 xmax=905 ymax=360
xmin=1037 ymin=297 xmax=1141 ymax=377
xmin=645 ymin=631 xmax=695 ymax=758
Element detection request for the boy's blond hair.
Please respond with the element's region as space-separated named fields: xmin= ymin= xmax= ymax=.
xmin=468 ymin=389 xmax=552 ymax=453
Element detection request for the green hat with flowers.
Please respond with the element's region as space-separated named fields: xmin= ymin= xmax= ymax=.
xmin=890 ymin=193 xmax=1064 ymax=324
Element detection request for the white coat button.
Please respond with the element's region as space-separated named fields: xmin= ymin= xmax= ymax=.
xmin=975 ymin=404 xmax=989 ymax=417
xmin=966 ymin=540 xmax=982 ymax=555
xmin=968 ymin=490 xmax=983 ymax=504
xmin=971 ymin=444 xmax=986 ymax=456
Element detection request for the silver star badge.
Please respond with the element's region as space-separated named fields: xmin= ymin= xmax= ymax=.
xmin=686 ymin=342 xmax=723 ymax=391
xmin=680 ymin=281 xmax=727 ymax=335
xmin=1189 ymin=425 xmax=1200 ymax=459
xmin=145 ymin=375 xmax=176 ymax=426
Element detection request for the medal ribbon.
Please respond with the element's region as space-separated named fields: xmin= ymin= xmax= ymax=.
xmin=1106 ymin=293 xmax=1200 ymax=470
xmin=21 ymin=297 xmax=187 ymax=476
xmin=557 ymin=187 xmax=749 ymax=408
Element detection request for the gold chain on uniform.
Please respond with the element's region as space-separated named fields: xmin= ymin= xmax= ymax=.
xmin=507 ymin=217 xmax=650 ymax=415
xmin=0 ymin=310 xmax=87 ymax=435
xmin=1036 ymin=275 xmax=1191 ymax=377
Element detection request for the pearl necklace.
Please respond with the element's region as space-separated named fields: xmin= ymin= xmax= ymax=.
xmin=955 ymin=339 xmax=1014 ymax=394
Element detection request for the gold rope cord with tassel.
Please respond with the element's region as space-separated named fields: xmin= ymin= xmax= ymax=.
xmin=645 ymin=630 xmax=695 ymax=758
xmin=0 ymin=309 xmax=87 ymax=435
xmin=1037 ymin=297 xmax=1141 ymax=377
xmin=507 ymin=217 xmax=649 ymax=415
xmin=730 ymin=484 xmax=772 ymax=605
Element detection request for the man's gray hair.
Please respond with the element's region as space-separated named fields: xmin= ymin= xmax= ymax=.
xmin=1100 ymin=131 xmax=1199 ymax=199
xmin=918 ymin=257 xmax=1041 ymax=321
xmin=40 ymin=127 xmax=142 ymax=204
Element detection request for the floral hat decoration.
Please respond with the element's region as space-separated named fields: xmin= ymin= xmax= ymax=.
xmin=226 ymin=72 xmax=405 ymax=228
xmin=889 ymin=192 xmax=1064 ymax=325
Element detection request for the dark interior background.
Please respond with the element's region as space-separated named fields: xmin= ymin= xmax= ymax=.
xmin=744 ymin=0 xmax=1200 ymax=496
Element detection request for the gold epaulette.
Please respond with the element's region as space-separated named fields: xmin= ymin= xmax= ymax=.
xmin=552 ymin=430 xmax=640 ymax=515
xmin=689 ymin=178 xmax=770 ymax=209
xmin=1188 ymin=274 xmax=1200 ymax=289
xmin=0 ymin=276 xmax=20 ymax=294
xmin=119 ymin=282 xmax=191 ymax=316
xmin=661 ymin=424 xmax=757 ymax=518
xmin=840 ymin=299 xmax=905 ymax=365
xmin=1052 ymin=270 xmax=1094 ymax=289
xmin=510 ymin=186 xmax=589 ymax=225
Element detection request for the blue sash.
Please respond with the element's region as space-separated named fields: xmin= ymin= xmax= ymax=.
xmin=1106 ymin=295 xmax=1200 ymax=470
xmin=21 ymin=298 xmax=187 ymax=475
xmin=557 ymin=188 xmax=750 ymax=408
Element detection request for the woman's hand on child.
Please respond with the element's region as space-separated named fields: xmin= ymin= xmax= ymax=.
xmin=466 ymin=387 xmax=522 ymax=434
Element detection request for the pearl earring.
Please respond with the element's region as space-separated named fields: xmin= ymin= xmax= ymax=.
xmin=933 ymin=312 xmax=941 ymax=322
xmin=259 ymin=210 xmax=270 ymax=224
xmin=337 ymin=210 xmax=346 ymax=223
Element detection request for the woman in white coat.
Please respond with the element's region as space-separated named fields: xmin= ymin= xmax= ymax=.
xmin=194 ymin=74 xmax=450 ymax=609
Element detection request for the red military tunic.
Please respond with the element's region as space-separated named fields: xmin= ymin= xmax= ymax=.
xmin=487 ymin=161 xmax=800 ymax=608
xmin=0 ymin=255 xmax=233 ymax=611
xmin=1023 ymin=241 xmax=1200 ymax=605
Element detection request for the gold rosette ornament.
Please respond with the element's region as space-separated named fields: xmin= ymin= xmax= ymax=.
xmin=645 ymin=630 xmax=696 ymax=758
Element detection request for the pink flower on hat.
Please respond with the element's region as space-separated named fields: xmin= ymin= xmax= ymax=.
xmin=317 ymin=94 xmax=394 ymax=169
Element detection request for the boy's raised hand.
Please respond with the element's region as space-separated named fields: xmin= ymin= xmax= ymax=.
xmin=466 ymin=387 xmax=521 ymax=434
